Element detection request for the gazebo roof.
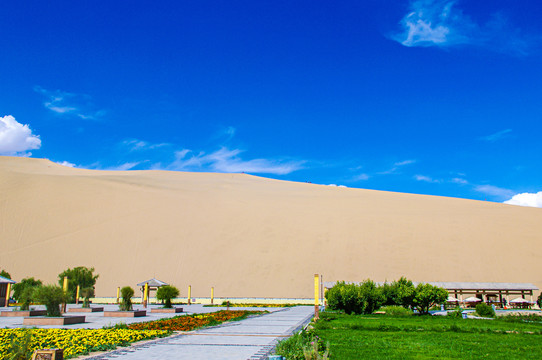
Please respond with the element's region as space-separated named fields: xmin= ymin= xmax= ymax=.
xmin=137 ymin=278 xmax=168 ymax=287
xmin=0 ymin=275 xmax=15 ymax=284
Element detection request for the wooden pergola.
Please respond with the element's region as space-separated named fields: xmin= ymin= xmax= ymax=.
xmin=136 ymin=278 xmax=168 ymax=304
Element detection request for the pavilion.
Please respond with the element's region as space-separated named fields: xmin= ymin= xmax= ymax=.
xmin=0 ymin=275 xmax=16 ymax=307
xmin=137 ymin=278 xmax=168 ymax=303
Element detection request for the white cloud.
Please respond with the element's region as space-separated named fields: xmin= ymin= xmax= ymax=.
xmin=481 ymin=129 xmax=512 ymax=142
xmin=165 ymin=147 xmax=303 ymax=175
xmin=34 ymin=86 xmax=105 ymax=120
xmin=474 ymin=184 xmax=515 ymax=199
xmin=414 ymin=174 xmax=440 ymax=183
xmin=353 ymin=173 xmax=370 ymax=181
xmin=451 ymin=177 xmax=468 ymax=184
xmin=392 ymin=0 xmax=532 ymax=54
xmin=504 ymin=192 xmax=542 ymax=208
xmin=104 ymin=162 xmax=141 ymax=171
xmin=395 ymin=159 xmax=416 ymax=166
xmin=0 ymin=115 xmax=41 ymax=156
xmin=56 ymin=161 xmax=76 ymax=167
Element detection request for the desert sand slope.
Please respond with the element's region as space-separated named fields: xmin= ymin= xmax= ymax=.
xmin=1 ymin=156 xmax=540 ymax=298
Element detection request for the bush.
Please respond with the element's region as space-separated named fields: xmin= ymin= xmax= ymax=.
xmin=13 ymin=277 xmax=43 ymax=303
xmin=33 ymin=285 xmax=68 ymax=317
xmin=412 ymin=283 xmax=448 ymax=315
xmin=18 ymin=287 xmax=36 ymax=311
xmin=447 ymin=307 xmax=464 ymax=318
xmin=80 ymin=286 xmax=95 ymax=308
xmin=0 ymin=269 xmax=11 ymax=279
xmin=275 ymin=329 xmax=329 ymax=360
xmin=119 ymin=286 xmax=134 ymax=311
xmin=537 ymin=293 xmax=542 ymax=308
xmin=475 ymin=303 xmax=495 ymax=318
xmin=380 ymin=305 xmax=413 ymax=317
xmin=156 ymin=285 xmax=180 ymax=308
xmin=58 ymin=266 xmax=98 ymax=302
xmin=325 ymin=280 xmax=384 ymax=315
xmin=381 ymin=277 xmax=416 ymax=309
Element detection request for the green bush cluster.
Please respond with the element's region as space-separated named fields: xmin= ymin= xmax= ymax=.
xmin=326 ymin=278 xmax=448 ymax=315
xmin=33 ymin=285 xmax=69 ymax=317
xmin=475 ymin=302 xmax=496 ymax=318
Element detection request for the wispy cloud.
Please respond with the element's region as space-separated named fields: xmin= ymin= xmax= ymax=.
xmin=414 ymin=174 xmax=440 ymax=183
xmin=504 ymin=191 xmax=542 ymax=208
xmin=122 ymin=139 xmax=170 ymax=151
xmin=56 ymin=160 xmax=76 ymax=168
xmin=474 ymin=184 xmax=515 ymax=199
xmin=0 ymin=115 xmax=41 ymax=156
xmin=162 ymin=147 xmax=304 ymax=175
xmin=352 ymin=173 xmax=370 ymax=181
xmin=392 ymin=0 xmax=533 ymax=55
xmin=378 ymin=159 xmax=416 ymax=175
xmin=480 ymin=129 xmax=512 ymax=142
xmin=451 ymin=177 xmax=468 ymax=185
xmin=34 ymin=86 xmax=105 ymax=120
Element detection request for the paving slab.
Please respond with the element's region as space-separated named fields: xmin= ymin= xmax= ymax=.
xmin=83 ymin=306 xmax=314 ymax=360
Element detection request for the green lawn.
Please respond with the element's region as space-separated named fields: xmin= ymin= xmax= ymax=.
xmin=314 ymin=312 xmax=542 ymax=359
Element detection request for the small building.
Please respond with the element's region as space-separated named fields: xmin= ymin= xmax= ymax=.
xmin=0 ymin=275 xmax=16 ymax=307
xmin=137 ymin=278 xmax=168 ymax=303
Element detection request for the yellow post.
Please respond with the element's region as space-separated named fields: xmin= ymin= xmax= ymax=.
xmin=211 ymin=287 xmax=214 ymax=305
xmin=5 ymin=283 xmax=11 ymax=308
xmin=62 ymin=276 xmax=68 ymax=313
xmin=76 ymin=285 xmax=80 ymax=305
xmin=314 ymin=274 xmax=320 ymax=320
xmin=143 ymin=283 xmax=149 ymax=308
xmin=116 ymin=287 xmax=120 ymax=304
xmin=188 ymin=285 xmax=191 ymax=305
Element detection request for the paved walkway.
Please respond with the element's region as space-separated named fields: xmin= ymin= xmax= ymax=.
xmin=84 ymin=306 xmax=314 ymax=360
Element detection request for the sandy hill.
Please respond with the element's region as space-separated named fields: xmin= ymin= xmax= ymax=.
xmin=1 ymin=156 xmax=540 ymax=298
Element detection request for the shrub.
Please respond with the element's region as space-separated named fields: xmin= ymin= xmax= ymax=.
xmin=13 ymin=277 xmax=42 ymax=303
xmin=58 ymin=266 xmax=99 ymax=302
xmin=119 ymin=286 xmax=134 ymax=311
xmin=80 ymin=286 xmax=95 ymax=308
xmin=325 ymin=280 xmax=384 ymax=315
xmin=537 ymin=293 xmax=542 ymax=308
xmin=447 ymin=307 xmax=464 ymax=318
xmin=0 ymin=269 xmax=11 ymax=279
xmin=475 ymin=303 xmax=495 ymax=318
xmin=275 ymin=329 xmax=329 ymax=360
xmin=412 ymin=283 xmax=448 ymax=315
xmin=18 ymin=287 xmax=36 ymax=311
xmin=33 ymin=285 xmax=67 ymax=317
xmin=381 ymin=305 xmax=413 ymax=317
xmin=156 ymin=285 xmax=180 ymax=308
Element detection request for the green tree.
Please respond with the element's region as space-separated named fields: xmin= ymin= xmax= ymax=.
xmin=0 ymin=269 xmax=11 ymax=279
xmin=18 ymin=287 xmax=36 ymax=311
xmin=537 ymin=293 xmax=542 ymax=308
xmin=358 ymin=279 xmax=385 ymax=314
xmin=33 ymin=285 xmax=68 ymax=317
xmin=13 ymin=277 xmax=42 ymax=302
xmin=393 ymin=277 xmax=416 ymax=309
xmin=119 ymin=286 xmax=134 ymax=311
xmin=57 ymin=266 xmax=99 ymax=302
xmin=412 ymin=283 xmax=448 ymax=315
xmin=156 ymin=285 xmax=180 ymax=308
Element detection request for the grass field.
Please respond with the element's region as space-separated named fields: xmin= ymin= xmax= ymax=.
xmin=313 ymin=312 xmax=542 ymax=359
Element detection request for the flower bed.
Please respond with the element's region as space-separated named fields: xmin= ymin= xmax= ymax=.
xmin=127 ymin=310 xmax=266 ymax=331
xmin=0 ymin=328 xmax=169 ymax=359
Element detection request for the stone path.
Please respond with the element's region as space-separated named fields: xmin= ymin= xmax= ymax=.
xmin=84 ymin=306 xmax=313 ymax=360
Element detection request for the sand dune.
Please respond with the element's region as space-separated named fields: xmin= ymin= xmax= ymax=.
xmin=1 ymin=156 xmax=540 ymax=298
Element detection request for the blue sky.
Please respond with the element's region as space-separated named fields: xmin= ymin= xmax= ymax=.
xmin=1 ymin=0 xmax=541 ymax=207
